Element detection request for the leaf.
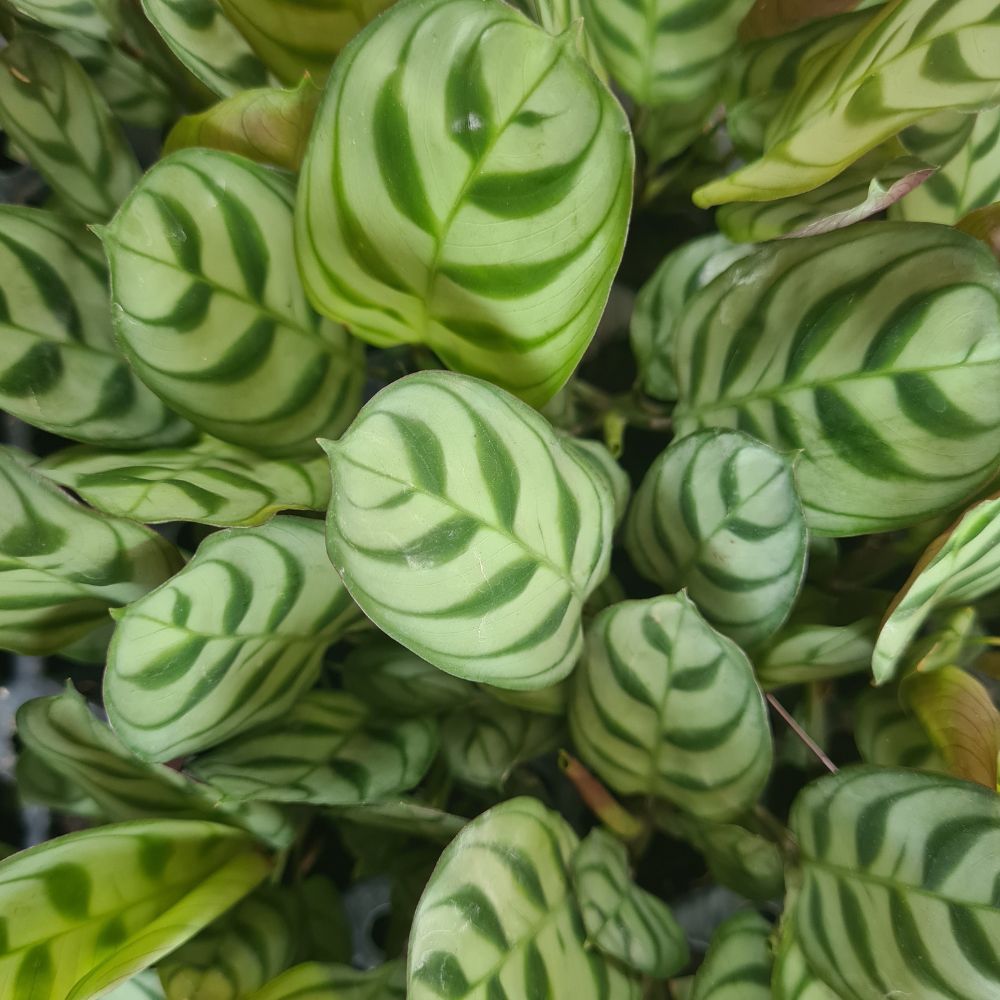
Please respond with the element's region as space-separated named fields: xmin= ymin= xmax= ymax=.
xmin=771 ymin=919 xmax=839 ymax=1000
xmin=625 ymin=429 xmax=807 ymax=648
xmin=853 ymin=686 xmax=945 ymax=771
xmin=16 ymin=746 xmax=103 ymax=818
xmin=245 ymin=962 xmax=406 ymax=1000
xmin=484 ymin=679 xmax=570 ymax=716
xmin=636 ymin=87 xmax=722 ymax=172
xmin=38 ymin=437 xmax=330 ymax=527
xmin=140 ymin=0 xmax=271 ymax=97
xmin=958 ymin=200 xmax=1000 ymax=261
xmin=739 ymin=0 xmax=867 ymax=40
xmin=321 ymin=371 xmax=616 ymax=689
xmin=570 ymin=594 xmax=773 ymax=820
xmin=898 ymin=108 xmax=979 ymax=167
xmin=903 ymin=665 xmax=1000 ymax=789
xmin=679 ymin=817 xmax=785 ymax=902
xmin=0 ymin=820 xmax=270 ymax=1000
xmin=4 ymin=0 xmax=116 ymax=39
xmin=672 ymin=222 xmax=1000 ymax=537
xmin=690 ymin=911 xmax=772 ymax=1000
xmin=0 ymin=448 xmax=183 ymax=656
xmin=164 ymin=76 xmax=321 ymax=171
xmin=515 ymin=0 xmax=607 ymax=80
xmin=790 ymin=766 xmax=1000 ymax=999
xmin=329 ymin=799 xmax=467 ymax=844
xmin=102 ymin=148 xmax=365 ymax=456
xmin=571 ymin=827 xmax=689 ymax=977
xmin=296 ymin=0 xmax=633 ymax=407
xmin=190 ymin=690 xmax=438 ymax=805
xmin=564 ymin=437 xmax=631 ymax=528
xmin=872 ymin=495 xmax=1000 ymax=683
xmin=105 ymin=516 xmax=360 ymax=761
xmin=695 ymin=1 xmax=1000 ymax=206
xmin=0 ymin=205 xmax=192 ymax=448
xmin=107 ymin=972 xmax=166 ymax=1000
xmin=409 ymin=797 xmax=642 ymax=1000
xmin=755 ymin=618 xmax=875 ymax=688
xmin=0 ymin=32 xmax=141 ymax=221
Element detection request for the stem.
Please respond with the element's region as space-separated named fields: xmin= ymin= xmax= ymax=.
xmin=559 ymin=750 xmax=646 ymax=841
xmin=766 ymin=693 xmax=838 ymax=774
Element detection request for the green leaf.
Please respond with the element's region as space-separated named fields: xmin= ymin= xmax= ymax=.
xmin=38 ymin=437 xmax=330 ymax=526
xmin=16 ymin=746 xmax=103 ymax=818
xmin=190 ymin=690 xmax=438 ymax=804
xmin=515 ymin=0 xmax=607 ymax=79
xmin=739 ymin=0 xmax=868 ymax=39
xmin=105 ymin=516 xmax=360 ymax=761
xmin=0 ymin=32 xmax=141 ymax=221
xmin=328 ymin=799 xmax=467 ymax=844
xmin=102 ymin=148 xmax=364 ymax=456
xmin=4 ymin=0 xmax=116 ymax=39
xmin=140 ymin=0 xmax=271 ymax=96
xmin=296 ymin=0 xmax=634 ymax=407
xmin=409 ymin=797 xmax=642 ymax=1000
xmin=570 ymin=594 xmax=773 ymax=820
xmin=958 ymin=199 xmax=1000 ymax=261
xmin=321 ymin=371 xmax=616 ymax=689
xmin=635 ymin=87 xmax=721 ymax=172
xmin=853 ymin=686 xmax=945 ymax=771
xmin=0 ymin=448 xmax=182 ymax=655
xmin=695 ymin=0 xmax=1000 ymax=206
xmin=164 ymin=77 xmax=321 ymax=171
xmin=771 ymin=919 xmax=839 ymax=1000
xmin=873 ymin=495 xmax=1000 ymax=682
xmin=672 ymin=223 xmax=1000 ymax=537
xmin=790 ymin=766 xmax=1000 ymax=999
xmin=107 ymin=971 xmax=166 ymax=1000
xmin=0 ymin=205 xmax=192 ymax=448
xmin=564 ymin=437 xmax=631 ymax=528
xmin=625 ymin=429 xmax=807 ymax=648
xmin=690 ymin=911 xmax=772 ymax=1000
xmin=898 ymin=108 xmax=979 ymax=166
xmin=484 ymin=678 xmax=570 ymax=716
xmin=755 ymin=618 xmax=875 ymax=688
xmin=571 ymin=827 xmax=689 ymax=977
xmin=245 ymin=962 xmax=406 ymax=1000
xmin=0 ymin=819 xmax=270 ymax=1000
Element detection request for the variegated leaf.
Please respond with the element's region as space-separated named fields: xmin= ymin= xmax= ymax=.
xmin=515 ymin=0 xmax=607 ymax=79
xmin=771 ymin=920 xmax=839 ymax=1000
xmin=739 ymin=0 xmax=870 ymax=39
xmin=105 ymin=516 xmax=360 ymax=761
xmin=899 ymin=108 xmax=978 ymax=166
xmin=329 ymin=799 xmax=467 ymax=843
xmin=409 ymin=797 xmax=642 ymax=999
xmin=755 ymin=618 xmax=875 ymax=688
xmin=0 ymin=820 xmax=270 ymax=1000
xmin=790 ymin=766 xmax=1000 ymax=999
xmin=672 ymin=223 xmax=1000 ymax=537
xmin=625 ymin=429 xmax=807 ymax=648
xmin=854 ymin=686 xmax=944 ymax=771
xmin=16 ymin=746 xmax=103 ymax=818
xmin=296 ymin=0 xmax=633 ymax=406
xmin=245 ymin=962 xmax=406 ymax=1000
xmin=5 ymin=0 xmax=117 ymax=37
xmin=570 ymin=594 xmax=773 ymax=820
xmin=0 ymin=32 xmax=140 ymax=221
xmin=564 ymin=437 xmax=631 ymax=528
xmin=321 ymin=372 xmax=616 ymax=689
xmin=690 ymin=911 xmax=772 ymax=1000
xmin=485 ymin=679 xmax=570 ymax=716
xmin=190 ymin=690 xmax=438 ymax=804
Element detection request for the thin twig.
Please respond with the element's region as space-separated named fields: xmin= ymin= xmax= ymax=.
xmin=766 ymin=692 xmax=838 ymax=774
xmin=559 ymin=750 xmax=647 ymax=841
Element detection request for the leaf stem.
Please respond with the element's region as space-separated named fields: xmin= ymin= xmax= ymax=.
xmin=766 ymin=692 xmax=838 ymax=774
xmin=559 ymin=750 xmax=647 ymax=841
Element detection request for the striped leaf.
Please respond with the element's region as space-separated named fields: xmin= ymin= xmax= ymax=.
xmin=755 ymin=618 xmax=875 ymax=687
xmin=5 ymin=0 xmax=117 ymax=37
xmin=771 ymin=920 xmax=839 ymax=1000
xmin=140 ymin=0 xmax=271 ymax=96
xmin=0 ymin=206 xmax=192 ymax=448
xmin=636 ymin=88 xmax=721 ymax=171
xmin=102 ymin=149 xmax=365 ymax=457
xmin=672 ymin=223 xmax=1000 ymax=537
xmin=105 ymin=516 xmax=360 ymax=761
xmin=695 ymin=0 xmax=1000 ymax=206
xmin=296 ymin=0 xmax=633 ymax=407
xmin=108 ymin=972 xmax=166 ymax=1000
xmin=690 ymin=911 xmax=772 ymax=1000
xmin=16 ymin=686 xmax=294 ymax=847
xmin=569 ymin=594 xmax=773 ymax=820
xmin=571 ymin=827 xmax=689 ymax=977
xmin=321 ymin=372 xmax=616 ymax=689
xmin=328 ymin=799 xmax=467 ymax=844
xmin=0 ymin=32 xmax=140 ymax=221
xmin=485 ymin=678 xmax=570 ymax=716
xmin=0 ymin=448 xmax=182 ymax=656
xmin=190 ymin=690 xmax=438 ymax=804
xmin=872 ymin=495 xmax=1000 ymax=683
xmin=739 ymin=0 xmax=870 ymax=39
xmin=38 ymin=437 xmax=330 ymax=527
xmin=564 ymin=437 xmax=631 ymax=528
xmin=0 ymin=820 xmax=270 ymax=1000
xmin=625 ymin=429 xmax=807 ymax=649
xmin=790 ymin=766 xmax=1000 ymax=999
xmin=515 ymin=0 xmax=607 ymax=79
xmin=958 ymin=199 xmax=1000 ymax=260
xmin=164 ymin=77 xmax=321 ymax=171
xmin=16 ymin=746 xmax=103 ymax=819
xmin=246 ymin=962 xmax=406 ymax=1000
xmin=409 ymin=797 xmax=642 ymax=1000
xmin=854 ymin=686 xmax=944 ymax=771
xmin=899 ymin=109 xmax=979 ymax=167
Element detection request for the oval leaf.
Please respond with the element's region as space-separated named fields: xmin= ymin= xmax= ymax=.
xmin=853 ymin=686 xmax=945 ymax=772
xmin=755 ymin=619 xmax=875 ymax=688
xmin=246 ymin=962 xmax=406 ymax=1000
xmin=957 ymin=199 xmax=1000 ymax=261
xmin=690 ymin=910 xmax=772 ymax=1000
xmin=771 ymin=920 xmax=840 ymax=1000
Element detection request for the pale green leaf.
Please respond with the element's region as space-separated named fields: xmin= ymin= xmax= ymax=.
xmin=0 ymin=820 xmax=270 ymax=1000
xmin=106 ymin=971 xmax=166 ymax=1000
xmin=484 ymin=679 xmax=570 ymax=716
xmin=853 ymin=686 xmax=945 ymax=771
xmin=672 ymin=223 xmax=1000 ymax=537
xmin=755 ymin=618 xmax=875 ymax=688
xmin=570 ymin=594 xmax=773 ymax=820
xmin=4 ymin=0 xmax=116 ymax=39
xmin=898 ymin=108 xmax=978 ymax=166
xmin=105 ymin=516 xmax=360 ymax=761
xmin=564 ymin=437 xmax=631 ymax=528
xmin=245 ymin=962 xmax=406 ymax=1000
xmin=771 ymin=919 xmax=839 ymax=1000
xmin=16 ymin=746 xmax=103 ymax=818
xmin=515 ymin=0 xmax=607 ymax=79
xmin=790 ymin=766 xmax=1000 ymax=999
xmin=102 ymin=148 xmax=365 ymax=457
xmin=690 ymin=911 xmax=772 ymax=1000
xmin=328 ymin=799 xmax=467 ymax=844
xmin=296 ymin=0 xmax=633 ymax=407
xmin=321 ymin=372 xmax=616 ymax=689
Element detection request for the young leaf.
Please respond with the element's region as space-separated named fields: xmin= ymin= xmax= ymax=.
xmin=102 ymin=148 xmax=365 ymax=457
xmin=38 ymin=437 xmax=330 ymax=527
xmin=771 ymin=919 xmax=839 ymax=1000
xmin=755 ymin=619 xmax=875 ymax=688
xmin=190 ymin=690 xmax=438 ymax=805
xmin=565 ymin=438 xmax=631 ymax=528
xmin=409 ymin=797 xmax=642 ymax=999
xmin=625 ymin=429 xmax=807 ymax=649
xmin=570 ymin=594 xmax=773 ymax=820
xmin=0 ymin=206 xmax=192 ymax=448
xmin=296 ymin=0 xmax=634 ymax=407
xmin=853 ymin=686 xmax=945 ymax=772
xmin=105 ymin=516 xmax=360 ymax=761
xmin=0 ymin=448 xmax=183 ymax=656
xmin=0 ymin=32 xmax=141 ymax=221
xmin=571 ymin=827 xmax=689 ymax=978
xmin=321 ymin=372 xmax=616 ymax=690
xmin=0 ymin=819 xmax=270 ymax=1000
xmin=790 ymin=766 xmax=1000 ymax=999
xmin=329 ymin=799 xmax=467 ymax=844
xmin=245 ymin=962 xmax=406 ymax=1000
xmin=690 ymin=910 xmax=772 ymax=1000
xmin=672 ymin=223 xmax=1000 ymax=537
xmin=958 ymin=200 xmax=1000 ymax=261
